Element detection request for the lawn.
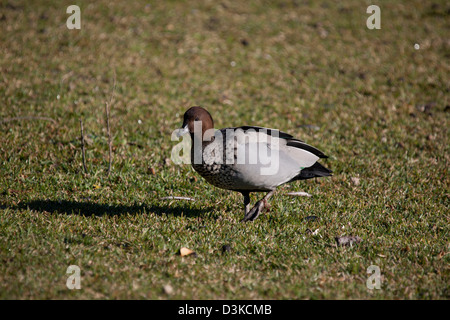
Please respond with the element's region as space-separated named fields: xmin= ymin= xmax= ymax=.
xmin=0 ymin=0 xmax=448 ymax=299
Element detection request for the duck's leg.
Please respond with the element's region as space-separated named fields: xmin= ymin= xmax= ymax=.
xmin=241 ymin=191 xmax=251 ymax=215
xmin=241 ymin=190 xmax=275 ymax=222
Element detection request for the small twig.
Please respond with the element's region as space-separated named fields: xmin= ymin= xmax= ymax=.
xmin=80 ymin=119 xmax=88 ymax=174
xmin=160 ymin=196 xmax=196 ymax=201
xmin=0 ymin=116 xmax=56 ymax=124
xmin=105 ymin=102 xmax=112 ymax=176
xmin=109 ymin=69 xmax=117 ymax=105
xmin=105 ymin=70 xmax=116 ymax=176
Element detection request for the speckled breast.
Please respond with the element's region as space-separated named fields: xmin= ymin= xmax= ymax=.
xmin=192 ymin=162 xmax=240 ymax=190
xmin=189 ymin=132 xmax=244 ymax=190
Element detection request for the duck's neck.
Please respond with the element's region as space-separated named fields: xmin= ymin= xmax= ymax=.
xmin=190 ymin=129 xmax=215 ymax=165
xmin=190 ymin=128 xmax=215 ymax=147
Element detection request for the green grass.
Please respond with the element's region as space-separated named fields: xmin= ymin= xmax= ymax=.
xmin=0 ymin=0 xmax=449 ymax=299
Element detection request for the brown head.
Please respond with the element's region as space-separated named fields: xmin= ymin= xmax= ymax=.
xmin=178 ymin=106 xmax=214 ymax=140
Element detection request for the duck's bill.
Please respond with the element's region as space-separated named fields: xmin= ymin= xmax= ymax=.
xmin=176 ymin=125 xmax=189 ymax=137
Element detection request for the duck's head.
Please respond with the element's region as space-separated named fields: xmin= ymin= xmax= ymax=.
xmin=178 ymin=106 xmax=214 ymax=139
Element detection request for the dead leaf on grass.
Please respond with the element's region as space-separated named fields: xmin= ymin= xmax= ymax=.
xmin=351 ymin=177 xmax=360 ymax=186
xmin=163 ymin=284 xmax=173 ymax=295
xmin=179 ymin=247 xmax=196 ymax=257
xmin=335 ymin=235 xmax=362 ymax=247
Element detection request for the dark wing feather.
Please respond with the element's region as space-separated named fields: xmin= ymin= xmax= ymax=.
xmin=292 ymin=162 xmax=332 ymax=181
xmin=285 ymin=139 xmax=328 ymax=158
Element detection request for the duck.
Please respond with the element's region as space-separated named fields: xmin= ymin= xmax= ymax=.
xmin=177 ymin=106 xmax=332 ymax=222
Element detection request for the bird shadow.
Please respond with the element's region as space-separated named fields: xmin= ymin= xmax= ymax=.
xmin=8 ymin=199 xmax=212 ymax=218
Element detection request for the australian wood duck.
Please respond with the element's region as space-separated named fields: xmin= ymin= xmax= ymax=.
xmin=177 ymin=106 xmax=332 ymax=221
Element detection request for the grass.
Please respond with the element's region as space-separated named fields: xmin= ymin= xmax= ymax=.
xmin=0 ymin=0 xmax=449 ymax=299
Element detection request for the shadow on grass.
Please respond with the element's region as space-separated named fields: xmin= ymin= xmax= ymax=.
xmin=10 ymin=199 xmax=212 ymax=218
